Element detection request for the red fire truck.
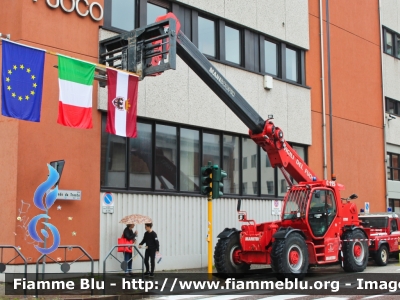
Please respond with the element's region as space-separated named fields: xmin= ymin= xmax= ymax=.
xmin=359 ymin=212 xmax=400 ymax=266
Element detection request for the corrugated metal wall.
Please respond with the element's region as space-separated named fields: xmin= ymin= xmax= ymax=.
xmin=100 ymin=193 xmax=281 ymax=272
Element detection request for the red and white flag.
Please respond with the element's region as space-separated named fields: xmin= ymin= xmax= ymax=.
xmin=106 ymin=69 xmax=138 ymax=138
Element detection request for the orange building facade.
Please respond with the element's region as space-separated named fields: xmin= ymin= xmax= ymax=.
xmin=307 ymin=0 xmax=386 ymax=213
xmin=0 ymin=0 xmax=104 ymax=267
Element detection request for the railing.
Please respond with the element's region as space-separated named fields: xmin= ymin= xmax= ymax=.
xmin=99 ymin=17 xmax=177 ymax=81
xmin=0 ymin=245 xmax=28 ymax=297
xmin=103 ymin=244 xmax=144 ymax=295
xmin=35 ymin=245 xmax=94 ymax=297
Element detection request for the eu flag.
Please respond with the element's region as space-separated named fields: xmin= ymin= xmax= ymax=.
xmin=1 ymin=40 xmax=45 ymax=122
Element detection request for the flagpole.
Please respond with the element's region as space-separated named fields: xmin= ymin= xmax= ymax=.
xmin=0 ymin=38 xmax=139 ymax=78
xmin=45 ymin=50 xmax=139 ymax=77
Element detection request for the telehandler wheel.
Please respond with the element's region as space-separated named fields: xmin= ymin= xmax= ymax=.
xmin=342 ymin=229 xmax=368 ymax=272
xmin=214 ymin=233 xmax=250 ymax=274
xmin=375 ymin=245 xmax=389 ymax=266
xmin=270 ymin=232 xmax=309 ymax=280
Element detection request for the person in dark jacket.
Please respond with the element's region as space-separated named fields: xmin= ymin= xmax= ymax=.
xmin=123 ymin=224 xmax=137 ymax=276
xmin=138 ymin=223 xmax=159 ymax=277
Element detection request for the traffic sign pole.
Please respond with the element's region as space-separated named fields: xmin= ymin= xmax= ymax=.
xmin=207 ymin=173 xmax=213 ymax=278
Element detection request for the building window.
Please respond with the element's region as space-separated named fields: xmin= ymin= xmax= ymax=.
xmin=203 ymin=132 xmax=220 ymax=167
xmin=130 ymin=122 xmax=152 ymax=189
xmin=198 ymin=16 xmax=216 ymax=57
xmin=385 ymin=30 xmax=394 ymax=55
xmin=147 ymin=2 xmax=168 ymax=25
xmin=251 ymin=154 xmax=257 ymax=168
xmin=101 ymin=116 xmax=308 ymax=198
xmin=265 ymin=40 xmax=278 ymax=76
xmin=111 ymin=0 xmax=136 ymax=31
xmin=389 ymin=199 xmax=400 ymax=212
xmin=397 ymin=35 xmax=400 ymax=58
xmin=386 ymin=97 xmax=400 ymax=116
xmin=388 ymin=152 xmax=400 ymax=181
xmin=155 ymin=124 xmax=177 ymax=190
xmin=101 ymin=137 xmax=127 ymax=188
xmin=223 ymin=135 xmax=239 ymax=194
xmin=225 ymin=25 xmax=241 ymax=65
xmin=382 ymin=27 xmax=400 ymax=59
xmin=286 ymin=47 xmax=298 ymax=82
xmin=261 ymin=154 xmax=274 ymax=195
xmin=252 ymin=182 xmax=258 ymax=194
xmin=279 ymin=178 xmax=288 ymax=194
xmin=242 ymin=182 xmax=248 ymax=195
xmin=242 ymin=138 xmax=257 ymax=196
xmin=180 ymin=128 xmax=200 ymax=192
xmin=101 ymin=117 xmax=127 ymax=188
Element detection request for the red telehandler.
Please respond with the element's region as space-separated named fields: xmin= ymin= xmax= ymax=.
xmin=99 ymin=13 xmax=397 ymax=280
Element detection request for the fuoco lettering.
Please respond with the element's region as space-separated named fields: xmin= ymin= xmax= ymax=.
xmin=43 ymin=0 xmax=103 ymax=21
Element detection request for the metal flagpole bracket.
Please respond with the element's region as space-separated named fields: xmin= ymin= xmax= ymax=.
xmin=0 ymin=33 xmax=11 ymax=39
xmin=53 ymin=65 xmax=107 ymax=83
xmin=99 ymin=17 xmax=177 ymax=85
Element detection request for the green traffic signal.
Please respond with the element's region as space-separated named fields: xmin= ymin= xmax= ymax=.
xmin=212 ymin=166 xmax=227 ymax=199
xmin=201 ymin=165 xmax=213 ymax=195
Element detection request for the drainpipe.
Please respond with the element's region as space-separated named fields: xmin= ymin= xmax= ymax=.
xmin=325 ymin=0 xmax=334 ymax=178
xmin=320 ymin=0 xmax=327 ymax=179
xmin=378 ymin=0 xmax=389 ymax=210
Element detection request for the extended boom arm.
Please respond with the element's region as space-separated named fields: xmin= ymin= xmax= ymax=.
xmin=168 ymin=15 xmax=318 ymax=184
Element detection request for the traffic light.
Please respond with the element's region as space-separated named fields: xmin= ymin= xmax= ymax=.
xmin=212 ymin=165 xmax=227 ymax=199
xmin=201 ymin=164 xmax=213 ymax=195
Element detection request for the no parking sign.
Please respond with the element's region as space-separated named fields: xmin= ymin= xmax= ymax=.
xmin=102 ymin=192 xmax=114 ymax=214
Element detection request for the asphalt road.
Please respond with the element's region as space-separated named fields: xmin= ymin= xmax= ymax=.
xmin=143 ymin=259 xmax=400 ymax=300
xmin=2 ymin=259 xmax=400 ymax=299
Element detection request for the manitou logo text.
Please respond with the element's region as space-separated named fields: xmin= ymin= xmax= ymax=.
xmin=209 ymin=67 xmax=235 ymax=97
xmin=245 ymin=237 xmax=260 ymax=241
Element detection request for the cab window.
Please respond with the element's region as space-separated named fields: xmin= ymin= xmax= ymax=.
xmin=308 ymin=190 xmax=336 ymax=237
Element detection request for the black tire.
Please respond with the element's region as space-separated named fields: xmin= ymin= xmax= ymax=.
xmin=214 ymin=233 xmax=250 ymax=273
xmin=375 ymin=245 xmax=389 ymax=266
xmin=270 ymin=232 xmax=309 ymax=280
xmin=342 ymin=229 xmax=368 ymax=272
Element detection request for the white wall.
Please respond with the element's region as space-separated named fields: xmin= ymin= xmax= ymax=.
xmin=381 ymin=0 xmax=400 ymax=200
xmin=381 ymin=0 xmax=400 ymax=33
xmin=98 ymin=0 xmax=311 ymax=144
xmin=99 ymin=193 xmax=281 ymax=272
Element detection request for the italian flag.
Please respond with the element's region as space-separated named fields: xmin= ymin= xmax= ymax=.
xmin=106 ymin=68 xmax=138 ymax=138
xmin=57 ymin=55 xmax=95 ymax=129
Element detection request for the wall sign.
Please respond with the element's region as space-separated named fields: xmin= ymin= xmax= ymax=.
xmin=365 ymin=202 xmax=370 ymax=214
xmin=102 ymin=192 xmax=114 ymax=214
xmin=57 ymin=190 xmax=82 ymax=200
xmin=36 ymin=0 xmax=104 ymax=22
xmin=272 ymin=200 xmax=282 ymax=216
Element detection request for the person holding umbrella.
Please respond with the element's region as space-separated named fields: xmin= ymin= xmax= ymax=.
xmin=119 ymin=214 xmax=153 ymax=276
xmin=122 ymin=224 xmax=137 ymax=276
